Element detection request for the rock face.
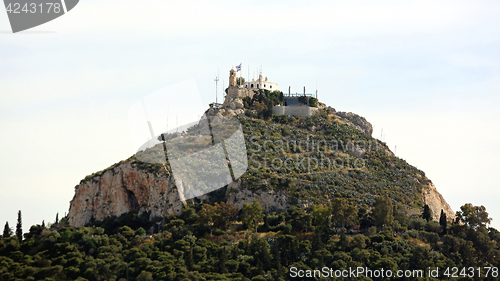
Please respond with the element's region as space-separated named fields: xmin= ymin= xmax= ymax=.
xmin=422 ymin=182 xmax=456 ymax=221
xmin=67 ymin=160 xmax=291 ymax=226
xmin=67 ymin=162 xmax=184 ymax=227
xmin=328 ymin=107 xmax=373 ymax=136
xmin=223 ymin=97 xmax=245 ymax=110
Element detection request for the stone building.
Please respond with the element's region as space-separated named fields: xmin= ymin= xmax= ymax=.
xmin=242 ymin=73 xmax=278 ymax=91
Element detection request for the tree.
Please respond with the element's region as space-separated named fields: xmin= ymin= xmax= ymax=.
xmin=312 ymin=204 xmax=331 ymax=231
xmin=199 ymin=203 xmax=218 ymax=235
xmin=55 ymin=213 xmax=59 ymax=224
xmin=286 ymin=206 xmax=309 ymax=232
xmin=3 ymin=222 xmax=12 ymax=238
xmin=309 ymin=97 xmax=318 ymax=107
xmin=215 ymin=202 xmax=237 ymax=231
xmin=331 ymin=198 xmax=347 ymax=228
xmin=422 ymin=204 xmax=432 ymax=222
xmin=330 ymin=198 xmax=357 ymax=229
xmin=136 ymin=271 xmax=154 ymax=281
xmin=135 ymin=227 xmax=146 ymax=236
xmin=199 ymin=202 xmax=237 ymax=234
xmin=253 ymin=101 xmax=268 ymax=115
xmin=236 ymin=77 xmax=245 ymax=86
xmin=439 ymin=209 xmax=447 ymax=234
xmin=456 ymin=203 xmax=491 ymax=230
xmin=393 ymin=203 xmax=409 ymax=228
xmin=16 ymin=210 xmax=22 ymax=242
xmin=372 ymin=194 xmax=393 ymax=230
xmin=241 ymin=200 xmax=264 ymax=232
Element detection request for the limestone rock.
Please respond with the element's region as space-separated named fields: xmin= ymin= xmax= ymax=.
xmin=330 ymin=110 xmax=373 ymax=136
xmin=224 ymin=97 xmax=244 ymax=110
xmin=233 ymin=98 xmax=244 ymax=109
xmin=67 ymin=162 xmax=291 ymax=227
xmin=67 ymin=161 xmax=184 ymax=226
xmin=422 ymin=182 xmax=456 ymax=221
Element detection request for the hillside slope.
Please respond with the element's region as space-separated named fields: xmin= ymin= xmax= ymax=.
xmin=68 ymin=107 xmax=454 ymax=226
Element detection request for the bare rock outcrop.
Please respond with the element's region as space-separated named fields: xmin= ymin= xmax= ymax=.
xmin=67 ymin=162 xmax=184 ymax=227
xmin=328 ymin=107 xmax=373 ymax=136
xmin=422 ymin=182 xmax=455 ymax=221
xmin=67 ymin=162 xmax=290 ymax=227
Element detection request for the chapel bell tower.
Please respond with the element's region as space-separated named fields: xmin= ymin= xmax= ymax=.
xmin=229 ymin=69 xmax=237 ymax=87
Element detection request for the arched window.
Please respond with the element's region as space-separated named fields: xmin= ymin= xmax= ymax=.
xmin=270 ymin=85 xmax=272 ymax=89
xmin=251 ymin=84 xmax=254 ymax=88
xmin=257 ymin=84 xmax=259 ymax=88
xmin=264 ymin=84 xmax=266 ymax=88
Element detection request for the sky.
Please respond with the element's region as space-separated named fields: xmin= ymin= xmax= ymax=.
xmin=1 ymin=0 xmax=500 ymax=231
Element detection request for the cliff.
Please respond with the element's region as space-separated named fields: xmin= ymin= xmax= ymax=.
xmin=68 ymin=161 xmax=183 ymax=227
xmin=68 ymin=161 xmax=293 ymax=226
xmin=423 ymin=182 xmax=456 ymax=221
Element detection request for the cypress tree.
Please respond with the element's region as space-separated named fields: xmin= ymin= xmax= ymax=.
xmin=55 ymin=213 xmax=59 ymax=224
xmin=3 ymin=222 xmax=12 ymax=238
xmin=423 ymin=204 xmax=432 ymax=222
xmin=16 ymin=210 xmax=22 ymax=242
xmin=439 ymin=209 xmax=447 ymax=234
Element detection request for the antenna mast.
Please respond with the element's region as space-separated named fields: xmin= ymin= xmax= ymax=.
xmin=214 ymin=71 xmax=219 ymax=104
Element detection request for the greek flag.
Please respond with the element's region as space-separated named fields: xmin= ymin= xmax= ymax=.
xmin=236 ymin=63 xmax=242 ymax=72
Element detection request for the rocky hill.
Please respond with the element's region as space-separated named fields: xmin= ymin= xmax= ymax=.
xmin=68 ymin=104 xmax=454 ymax=227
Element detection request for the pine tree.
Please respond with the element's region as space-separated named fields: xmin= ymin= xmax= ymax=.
xmin=456 ymin=203 xmax=491 ymax=230
xmin=423 ymin=204 xmax=432 ymax=222
xmin=3 ymin=222 xmax=12 ymax=238
xmin=439 ymin=209 xmax=447 ymax=234
xmin=16 ymin=210 xmax=22 ymax=242
xmin=241 ymin=200 xmax=264 ymax=232
xmin=199 ymin=203 xmax=217 ymax=235
xmin=372 ymin=193 xmax=393 ymax=230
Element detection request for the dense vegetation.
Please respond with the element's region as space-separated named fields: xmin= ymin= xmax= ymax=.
xmin=1 ymin=200 xmax=498 ymax=280
xmin=238 ymin=111 xmax=427 ymax=212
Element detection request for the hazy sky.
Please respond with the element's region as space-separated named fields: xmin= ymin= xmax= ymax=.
xmin=1 ymin=0 xmax=500 ymax=230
